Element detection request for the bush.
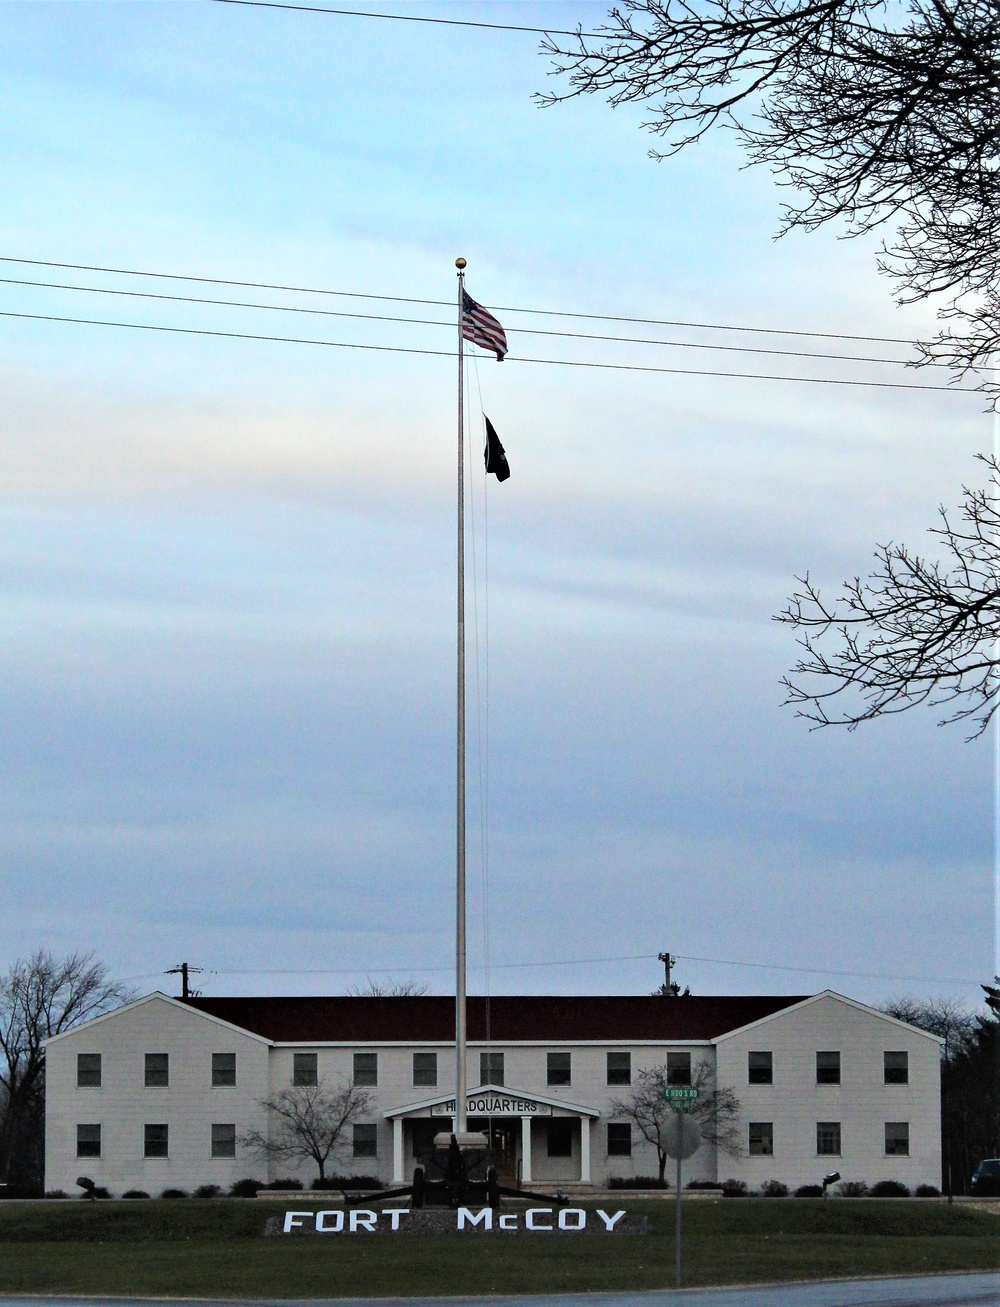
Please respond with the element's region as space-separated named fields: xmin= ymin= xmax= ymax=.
xmin=685 ymin=1179 xmax=723 ymax=1191
xmin=122 ymin=1189 xmax=150 ymax=1199
xmin=160 ymin=1188 xmax=188 ymax=1200
xmin=759 ymin=1179 xmax=789 ymax=1197
xmin=229 ymin=1178 xmax=263 ymax=1198
xmin=79 ymin=1186 xmax=111 ymax=1200
xmin=838 ymin=1180 xmax=868 ymax=1197
xmin=194 ymin=1184 xmax=221 ymax=1198
xmin=721 ymin=1179 xmax=748 ymax=1197
xmin=310 ymin=1174 xmax=381 ymax=1190
xmin=795 ymin=1184 xmax=823 ymax=1197
xmin=607 ymin=1176 xmax=669 ymax=1189
xmin=915 ymin=1183 xmax=941 ymax=1198
xmin=44 ymin=1190 xmax=67 ymax=1199
xmin=264 ymin=1178 xmax=303 ymax=1190
xmin=869 ymin=1179 xmax=910 ymax=1197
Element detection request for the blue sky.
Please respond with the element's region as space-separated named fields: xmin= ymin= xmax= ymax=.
xmin=0 ymin=1 xmax=992 ymax=1007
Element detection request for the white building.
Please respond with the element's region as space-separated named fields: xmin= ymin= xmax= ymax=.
xmin=43 ymin=990 xmax=942 ymax=1196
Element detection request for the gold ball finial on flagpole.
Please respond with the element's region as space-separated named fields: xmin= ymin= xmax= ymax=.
xmin=455 ymin=257 xmax=467 ymax=269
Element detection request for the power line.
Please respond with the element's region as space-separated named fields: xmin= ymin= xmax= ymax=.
xmin=0 ymin=275 xmax=938 ymax=367
xmin=0 ymin=308 xmax=967 ymax=392
xmin=210 ymin=0 xmax=605 ymax=39
xmin=0 ymin=257 xmax=919 ymax=345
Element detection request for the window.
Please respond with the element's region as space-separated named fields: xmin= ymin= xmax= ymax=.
xmin=816 ymin=1051 xmax=841 ymax=1085
xmin=76 ymin=1124 xmax=101 ymax=1158
xmin=816 ymin=1121 xmax=841 ymax=1156
xmin=666 ymin=1052 xmax=691 ymax=1085
xmin=212 ymin=1053 xmax=236 ymax=1087
xmin=547 ymin=1119 xmax=573 ymax=1158
xmin=211 ymin=1123 xmax=237 ymax=1158
xmin=748 ymin=1051 xmax=773 ymax=1085
xmin=144 ymin=1053 xmax=169 ymax=1087
xmin=480 ymin=1050 xmax=504 ymax=1085
xmin=353 ymin=1123 xmax=378 ymax=1159
xmin=144 ymin=1123 xmax=169 ymax=1158
xmin=884 ymin=1051 xmax=909 ymax=1085
xmin=413 ymin=1052 xmax=437 ymax=1086
xmin=607 ymin=1052 xmax=631 ymax=1085
xmin=547 ymin=1052 xmax=571 ymax=1086
xmin=606 ymin=1123 xmax=632 ymax=1157
xmin=748 ymin=1122 xmax=773 ymax=1156
xmin=293 ymin=1053 xmax=317 ymax=1086
xmin=353 ymin=1052 xmax=378 ymax=1086
xmin=885 ymin=1122 xmax=910 ymax=1156
xmin=77 ymin=1053 xmax=102 ymax=1088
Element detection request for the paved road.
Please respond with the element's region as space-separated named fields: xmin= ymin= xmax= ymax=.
xmin=3 ymin=1272 xmax=999 ymax=1307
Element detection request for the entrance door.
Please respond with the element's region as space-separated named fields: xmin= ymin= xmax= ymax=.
xmin=469 ymin=1118 xmax=518 ymax=1182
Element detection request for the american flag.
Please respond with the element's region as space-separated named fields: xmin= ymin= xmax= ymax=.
xmin=461 ymin=290 xmax=507 ymax=361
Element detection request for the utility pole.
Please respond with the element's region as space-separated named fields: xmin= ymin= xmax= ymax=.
xmin=165 ymin=963 xmax=203 ymax=999
xmin=658 ymin=952 xmax=677 ymax=996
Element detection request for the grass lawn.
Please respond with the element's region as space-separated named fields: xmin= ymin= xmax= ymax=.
xmin=0 ymin=1199 xmax=997 ymax=1298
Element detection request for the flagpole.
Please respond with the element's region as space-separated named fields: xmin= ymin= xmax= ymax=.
xmin=455 ymin=256 xmax=468 ymax=1135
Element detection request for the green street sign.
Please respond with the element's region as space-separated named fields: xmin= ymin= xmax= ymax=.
xmin=663 ymin=1086 xmax=700 ymax=1102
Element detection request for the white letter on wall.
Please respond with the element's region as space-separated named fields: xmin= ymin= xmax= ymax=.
xmin=525 ymin=1208 xmax=553 ymax=1230
xmin=558 ymin=1208 xmax=586 ymax=1230
xmin=381 ymin=1208 xmax=409 ymax=1231
xmin=596 ymin=1209 xmax=626 ymax=1231
xmin=283 ymin=1211 xmax=310 ymax=1233
xmin=315 ymin=1210 xmax=344 ymax=1233
xmin=349 ymin=1209 xmax=378 ymax=1232
xmin=457 ymin=1206 xmax=493 ymax=1230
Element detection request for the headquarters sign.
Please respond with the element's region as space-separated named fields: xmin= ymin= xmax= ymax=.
xmin=431 ymin=1094 xmax=552 ymax=1117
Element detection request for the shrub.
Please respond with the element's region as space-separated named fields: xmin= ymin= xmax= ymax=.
xmin=79 ymin=1186 xmax=111 ymax=1200
xmin=915 ymin=1184 xmax=941 ymax=1198
xmin=310 ymin=1174 xmax=381 ymax=1191
xmin=795 ymin=1184 xmax=823 ymax=1197
xmin=721 ymin=1179 xmax=748 ymax=1197
xmin=160 ymin=1188 xmax=188 ymax=1200
xmin=122 ymin=1189 xmax=150 ymax=1199
xmin=44 ymin=1190 xmax=67 ymax=1199
xmin=685 ymin=1179 xmax=723 ymax=1190
xmin=869 ymin=1179 xmax=910 ymax=1197
xmin=229 ymin=1178 xmax=263 ymax=1198
xmin=838 ymin=1180 xmax=868 ymax=1197
xmin=607 ymin=1176 xmax=669 ymax=1189
xmin=194 ymin=1184 xmax=221 ymax=1199
xmin=759 ymin=1180 xmax=789 ymax=1197
xmin=264 ymin=1178 xmax=303 ymax=1190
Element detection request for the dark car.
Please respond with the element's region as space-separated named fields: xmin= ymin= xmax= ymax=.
xmin=971 ymin=1159 xmax=1000 ymax=1196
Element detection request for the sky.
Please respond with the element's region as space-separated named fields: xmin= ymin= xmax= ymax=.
xmin=0 ymin=0 xmax=993 ymax=1010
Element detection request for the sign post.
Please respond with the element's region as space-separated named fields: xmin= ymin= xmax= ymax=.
xmin=662 ymin=1086 xmax=700 ymax=1290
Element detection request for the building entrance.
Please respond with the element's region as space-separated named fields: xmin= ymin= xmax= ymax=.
xmin=469 ymin=1117 xmax=518 ymax=1182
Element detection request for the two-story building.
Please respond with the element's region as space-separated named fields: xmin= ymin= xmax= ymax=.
xmin=43 ymin=990 xmax=942 ymax=1195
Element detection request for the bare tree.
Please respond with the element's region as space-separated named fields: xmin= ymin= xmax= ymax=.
xmin=541 ymin=0 xmax=1000 ymax=395
xmin=776 ymin=456 xmax=1000 ymax=735
xmin=609 ymin=1059 xmax=741 ymax=1184
xmin=240 ymin=1079 xmax=374 ymax=1183
xmin=0 ymin=949 xmax=134 ymax=1188
xmin=877 ymin=995 xmax=979 ymax=1057
xmin=347 ymin=978 xmax=429 ymax=997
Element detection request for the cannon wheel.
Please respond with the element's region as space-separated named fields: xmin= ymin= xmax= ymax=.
xmin=487 ymin=1166 xmax=500 ymax=1210
xmin=412 ymin=1166 xmax=425 ymax=1209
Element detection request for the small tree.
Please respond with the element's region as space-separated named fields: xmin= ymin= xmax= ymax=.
xmin=240 ymin=1079 xmax=373 ymax=1183
xmin=0 ymin=949 xmax=133 ymax=1188
xmin=610 ymin=1060 xmax=741 ymax=1184
xmin=347 ymin=978 xmax=429 ymax=997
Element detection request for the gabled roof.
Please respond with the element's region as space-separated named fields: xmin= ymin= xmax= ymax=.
xmin=712 ymin=991 xmax=946 ymax=1045
xmin=43 ymin=991 xmax=271 ymax=1047
xmin=181 ymin=994 xmax=807 ymax=1043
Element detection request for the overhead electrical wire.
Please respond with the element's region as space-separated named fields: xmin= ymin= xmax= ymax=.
xmin=210 ymin=0 xmax=606 ymax=39
xmin=0 ymin=256 xmax=919 ymax=344
xmin=0 ymin=308 xmax=967 ymax=392
xmin=0 ymin=275 xmax=942 ymax=368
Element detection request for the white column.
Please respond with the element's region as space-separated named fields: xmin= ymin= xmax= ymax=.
xmin=392 ymin=1118 xmax=404 ymax=1184
xmin=580 ymin=1116 xmax=591 ymax=1184
xmin=520 ymin=1116 xmax=533 ymax=1184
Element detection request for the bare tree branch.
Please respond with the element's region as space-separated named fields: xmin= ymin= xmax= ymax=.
xmin=240 ymin=1079 xmax=374 ymax=1182
xmin=776 ymin=455 xmax=1000 ymax=737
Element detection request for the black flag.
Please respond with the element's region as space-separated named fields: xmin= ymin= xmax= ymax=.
xmin=484 ymin=416 xmax=510 ymax=482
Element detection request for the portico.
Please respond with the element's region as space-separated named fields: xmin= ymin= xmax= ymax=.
xmin=384 ymin=1084 xmax=599 ymax=1186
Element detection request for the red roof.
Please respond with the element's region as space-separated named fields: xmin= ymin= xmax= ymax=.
xmin=181 ymin=994 xmax=806 ymax=1043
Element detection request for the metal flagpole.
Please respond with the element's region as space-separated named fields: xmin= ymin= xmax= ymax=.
xmin=455 ymin=256 xmax=468 ymax=1135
